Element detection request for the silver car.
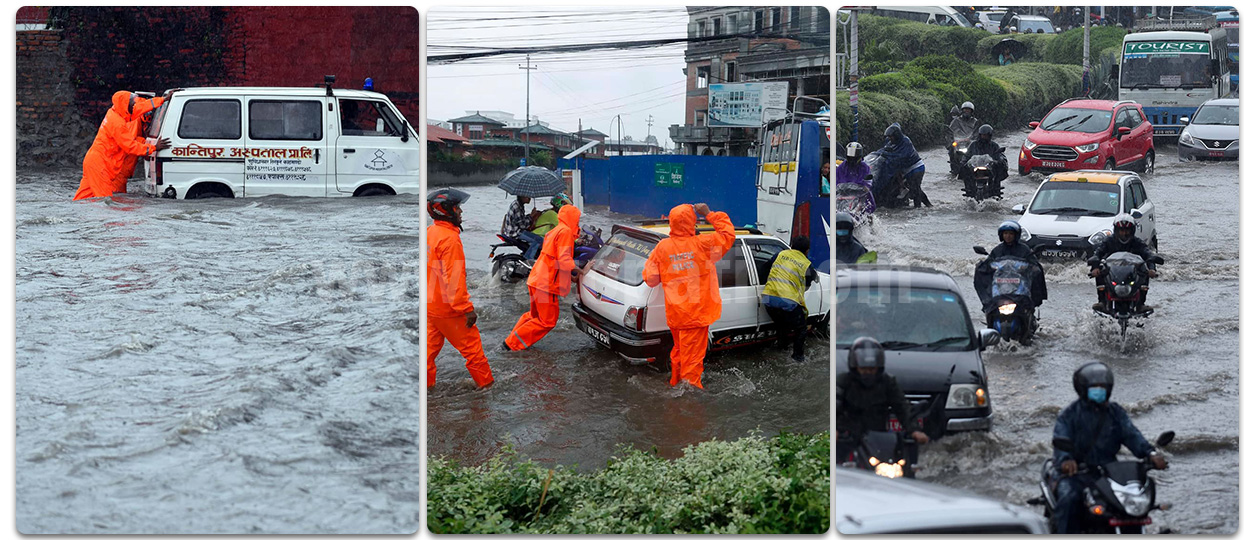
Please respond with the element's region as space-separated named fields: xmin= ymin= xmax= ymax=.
xmin=1178 ymin=98 xmax=1239 ymax=161
xmin=834 ymin=467 xmax=1049 ymax=533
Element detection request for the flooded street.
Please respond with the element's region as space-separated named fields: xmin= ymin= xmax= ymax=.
xmin=855 ymin=131 xmax=1239 ymax=534
xmin=426 ymin=186 xmax=832 ymax=469
xmin=15 ymin=171 xmax=419 ymax=533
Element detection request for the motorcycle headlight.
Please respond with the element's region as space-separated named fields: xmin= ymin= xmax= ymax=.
xmin=1075 ymin=142 xmax=1100 ymax=153
xmin=1023 ymin=139 xmax=1036 ymax=150
xmin=1089 ymin=229 xmax=1112 ymax=246
xmin=1020 ymin=227 xmax=1031 ymax=242
xmin=1179 ymin=130 xmax=1194 ymax=146
xmin=998 ymin=302 xmax=1017 ymax=315
xmin=873 ymin=461 xmax=904 ymax=478
xmin=946 ymin=384 xmax=989 ymax=409
xmin=1112 ymin=480 xmax=1152 ymax=517
xmin=1114 ymin=284 xmax=1132 ymax=297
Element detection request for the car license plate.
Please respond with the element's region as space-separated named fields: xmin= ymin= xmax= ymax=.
xmin=584 ymin=323 xmax=610 ymax=346
xmin=1209 ymin=151 xmax=1225 ymax=157
xmin=887 ymin=416 xmax=923 ymax=431
xmin=1045 ymin=249 xmax=1079 ymax=259
xmin=1041 ymin=161 xmax=1066 ymax=168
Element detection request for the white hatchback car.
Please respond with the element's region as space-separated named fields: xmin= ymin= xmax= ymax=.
xmin=1013 ymin=170 xmax=1157 ymax=260
xmin=570 ymin=222 xmax=832 ymax=366
xmin=143 ymin=79 xmax=419 ymax=199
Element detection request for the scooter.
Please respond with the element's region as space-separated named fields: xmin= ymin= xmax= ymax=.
xmin=489 ymin=225 xmax=604 ymax=283
xmin=959 ymin=151 xmax=1007 ymax=201
xmin=1088 ymin=251 xmax=1164 ymax=342
xmin=863 ymin=151 xmax=913 ymax=209
xmin=837 ymin=430 xmax=918 ymax=479
xmin=836 ymin=182 xmax=875 ymax=228
xmin=973 ymin=247 xmax=1039 ymax=345
xmin=1031 ymin=431 xmax=1175 ymax=534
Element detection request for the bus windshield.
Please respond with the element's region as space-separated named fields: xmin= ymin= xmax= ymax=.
xmin=1121 ymin=40 xmax=1214 ymax=89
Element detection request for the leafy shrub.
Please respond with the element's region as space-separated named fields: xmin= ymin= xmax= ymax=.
xmin=428 ymin=432 xmax=833 ymax=534
xmin=1043 ymin=26 xmax=1128 ymax=65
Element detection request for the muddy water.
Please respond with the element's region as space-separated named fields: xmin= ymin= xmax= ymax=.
xmin=15 ymin=173 xmax=419 ymax=533
xmin=854 ymin=132 xmax=1238 ymax=534
xmin=426 ymin=186 xmax=833 ymax=469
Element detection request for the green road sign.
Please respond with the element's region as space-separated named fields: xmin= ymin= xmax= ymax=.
xmin=655 ymin=162 xmax=684 ymax=188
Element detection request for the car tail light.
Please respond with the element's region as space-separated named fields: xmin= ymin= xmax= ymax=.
xmin=155 ymin=158 xmax=164 ymax=186
xmin=792 ymin=201 xmax=810 ymax=239
xmin=624 ymin=306 xmax=646 ymax=331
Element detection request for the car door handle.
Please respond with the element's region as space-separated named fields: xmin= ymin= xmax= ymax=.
xmin=315 ymin=149 xmax=320 ymax=164
xmin=343 ymin=148 xmax=356 ymax=154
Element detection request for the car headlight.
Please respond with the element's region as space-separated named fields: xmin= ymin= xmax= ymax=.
xmin=1020 ymin=227 xmax=1031 ymax=242
xmin=946 ymin=384 xmax=988 ymax=409
xmin=1089 ymin=228 xmax=1112 ymax=246
xmin=997 ymin=302 xmax=1017 ymax=315
xmin=1075 ymin=142 xmax=1099 ymax=153
xmin=1179 ymin=130 xmax=1194 ymax=146
xmin=1023 ymin=139 xmax=1036 ymax=150
xmin=1112 ymin=480 xmax=1152 ymax=517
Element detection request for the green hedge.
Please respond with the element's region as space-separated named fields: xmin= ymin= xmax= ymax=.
xmin=428 ymin=432 xmax=833 ymax=534
xmin=1043 ymin=26 xmax=1128 ymax=65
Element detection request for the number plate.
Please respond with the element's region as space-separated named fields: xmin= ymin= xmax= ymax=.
xmin=887 ymin=416 xmax=924 ymax=431
xmin=584 ymin=323 xmax=610 ymax=346
xmin=1041 ymin=161 xmax=1066 ymax=168
xmin=1209 ymin=151 xmax=1225 ymax=157
xmin=1044 ymin=249 xmax=1079 ymax=259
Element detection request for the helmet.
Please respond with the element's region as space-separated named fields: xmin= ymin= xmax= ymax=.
xmin=835 ymin=212 xmax=855 ymax=234
xmin=978 ymin=124 xmax=994 ymax=138
xmin=997 ymin=220 xmax=1021 ymax=241
xmin=848 ymin=337 xmax=885 ymax=371
xmin=845 ymin=141 xmax=865 ymax=159
xmin=961 ymin=101 xmax=975 ymax=112
xmin=427 ymin=187 xmax=470 ymax=223
xmin=1113 ymin=215 xmax=1136 ymax=237
xmin=550 ymin=192 xmax=571 ymax=209
xmin=1073 ymin=361 xmax=1114 ymax=401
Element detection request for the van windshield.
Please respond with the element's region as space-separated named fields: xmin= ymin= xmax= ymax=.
xmin=591 ymin=233 xmax=656 ymax=286
xmin=835 ymin=286 xmax=974 ymax=351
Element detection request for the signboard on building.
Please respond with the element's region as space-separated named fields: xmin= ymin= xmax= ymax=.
xmin=655 ymin=162 xmax=684 ymax=188
xmin=707 ymin=82 xmax=789 ymax=127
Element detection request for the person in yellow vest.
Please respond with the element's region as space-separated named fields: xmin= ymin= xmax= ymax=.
xmin=761 ymin=236 xmax=818 ymax=362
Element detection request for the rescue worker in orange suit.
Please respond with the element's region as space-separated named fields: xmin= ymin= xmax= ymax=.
xmin=112 ymin=94 xmax=164 ymax=193
xmin=642 ymin=203 xmax=735 ymax=389
xmin=427 ymin=188 xmax=495 ymax=389
xmin=504 ymin=203 xmax=582 ymax=351
xmin=74 ymin=91 xmax=171 ymax=200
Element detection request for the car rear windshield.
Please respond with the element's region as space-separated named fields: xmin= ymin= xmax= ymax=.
xmin=836 ymin=286 xmax=974 ymax=351
xmin=1192 ymin=104 xmax=1239 ymax=125
xmin=1039 ymin=107 xmax=1112 ymax=133
xmin=1029 ymin=182 xmax=1120 ymax=216
xmin=591 ymin=233 xmax=657 ymax=286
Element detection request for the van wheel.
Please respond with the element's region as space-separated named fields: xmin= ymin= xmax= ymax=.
xmin=1149 ymin=234 xmax=1157 ymax=250
xmin=1141 ymin=150 xmax=1155 ymax=174
xmin=188 ymin=184 xmax=232 ymax=199
xmin=356 ymin=186 xmax=394 ymax=197
xmin=1104 ymin=158 xmax=1116 ymax=170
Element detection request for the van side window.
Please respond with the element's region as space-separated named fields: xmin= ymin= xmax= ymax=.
xmin=178 ymin=100 xmax=241 ymax=140
xmin=1134 ymin=180 xmax=1148 ymax=205
xmin=249 ymin=100 xmax=323 ymax=141
xmin=715 ymin=242 xmax=752 ymax=288
xmin=747 ymin=239 xmax=788 ymax=284
xmin=1123 ymin=182 xmax=1136 ymax=211
xmin=340 ymin=99 xmax=402 ymax=137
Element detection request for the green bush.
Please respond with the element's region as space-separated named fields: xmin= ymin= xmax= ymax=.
xmin=428 ymin=432 xmax=833 ymax=534
xmin=979 ymin=63 xmax=1083 ymax=124
xmin=1043 ymin=26 xmax=1128 ymax=65
xmin=853 ymin=14 xmax=990 ymax=64
xmin=976 ymin=33 xmax=1057 ymax=63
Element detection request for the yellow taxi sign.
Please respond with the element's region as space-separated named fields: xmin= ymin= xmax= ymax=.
xmin=1047 ymin=171 xmax=1127 ymax=184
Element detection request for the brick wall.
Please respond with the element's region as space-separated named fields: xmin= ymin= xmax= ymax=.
xmin=16 ymin=29 xmax=97 ymax=167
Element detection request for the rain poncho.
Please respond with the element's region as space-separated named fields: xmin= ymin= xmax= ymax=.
xmin=871 ymin=123 xmax=922 ymax=200
xmin=506 ymin=204 xmax=581 ymax=351
xmin=74 ymin=91 xmax=160 ymax=200
xmin=113 ymin=96 xmax=164 ymax=193
xmin=973 ymin=242 xmax=1047 ymax=309
xmin=427 ymin=219 xmax=494 ymax=388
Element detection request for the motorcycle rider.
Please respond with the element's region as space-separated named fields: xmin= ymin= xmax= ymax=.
xmin=975 ymin=221 xmax=1047 ymax=310
xmin=949 ymin=101 xmax=980 ymax=141
xmin=530 ymin=193 xmax=571 ymax=237
xmin=1090 ymin=216 xmax=1159 ymax=313
xmin=836 ymin=142 xmax=876 ymax=214
xmin=874 ymin=123 xmax=932 ymax=208
xmin=835 ymin=213 xmax=871 ymax=264
xmin=836 ymin=337 xmax=930 ymax=463
xmin=1051 ymin=362 xmax=1168 ymax=534
xmin=963 ymin=124 xmax=1009 ymax=193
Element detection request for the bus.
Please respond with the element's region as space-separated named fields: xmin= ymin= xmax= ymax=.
xmin=1120 ymin=24 xmax=1231 ymax=136
xmin=1216 ymin=10 xmax=1239 ymax=92
xmin=754 ymin=97 xmax=834 ymax=270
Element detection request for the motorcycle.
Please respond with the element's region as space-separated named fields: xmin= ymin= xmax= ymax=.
xmin=489 ymin=225 xmax=604 ymax=283
xmin=837 ymin=430 xmax=918 ymax=479
xmin=1088 ymin=251 xmax=1164 ymax=341
xmin=862 ymin=151 xmax=913 ymax=209
xmin=835 ymin=181 xmax=875 ymax=227
xmin=946 ymin=121 xmax=977 ymax=176
xmin=1032 ymin=431 xmax=1175 ymax=534
xmin=972 ymin=247 xmax=1040 ymax=345
xmin=959 ymin=151 xmax=1007 ymax=201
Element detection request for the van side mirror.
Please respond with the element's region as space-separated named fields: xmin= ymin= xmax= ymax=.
xmin=1130 ymin=209 xmax=1143 ymax=219
xmin=402 ymin=120 xmax=410 ymax=143
xmin=1012 ymin=203 xmax=1026 ymax=214
xmin=1180 ymin=116 xmax=1190 ymax=125
xmin=978 ymin=328 xmax=1001 ymax=349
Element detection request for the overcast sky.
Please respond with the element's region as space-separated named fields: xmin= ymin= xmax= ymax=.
xmin=427 ymin=6 xmax=691 ymax=147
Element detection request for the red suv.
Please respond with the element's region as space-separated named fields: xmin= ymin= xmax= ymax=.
xmin=1019 ymin=99 xmax=1155 ymax=176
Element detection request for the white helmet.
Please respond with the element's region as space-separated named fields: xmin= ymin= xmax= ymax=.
xmin=961 ymin=101 xmax=975 ymax=112
xmin=845 ymin=142 xmax=864 ymax=159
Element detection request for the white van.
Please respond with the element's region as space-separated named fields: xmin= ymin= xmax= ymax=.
xmin=868 ymin=6 xmax=973 ymax=27
xmin=143 ymin=80 xmax=419 ymax=199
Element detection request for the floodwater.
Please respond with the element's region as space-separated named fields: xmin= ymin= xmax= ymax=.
xmin=15 ymin=172 xmax=419 ymax=533
xmin=426 ymin=186 xmax=833 ymax=470
xmin=854 ymin=131 xmax=1239 ymax=534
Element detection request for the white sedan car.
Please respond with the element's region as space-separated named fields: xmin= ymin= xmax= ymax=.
xmin=1013 ymin=170 xmax=1157 ymax=260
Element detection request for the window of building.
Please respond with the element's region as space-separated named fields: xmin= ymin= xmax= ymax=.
xmin=712 ymin=17 xmax=722 ymax=36
xmin=697 ymin=19 xmax=706 ymax=37
xmin=790 ymin=7 xmax=801 ymax=32
xmin=468 ymin=125 xmax=483 ymax=139
xmin=817 ymin=8 xmax=832 ymax=33
xmin=726 ymin=61 xmax=737 ymax=82
xmin=696 ymin=65 xmax=710 ymax=89
xmin=726 ymin=14 xmax=737 ymax=34
xmin=249 ymin=100 xmax=322 ymax=141
xmin=178 ymin=99 xmax=241 ymax=140
xmin=695 ymin=110 xmax=707 ymax=126
xmin=754 ymin=9 xmax=765 ymax=32
xmin=771 ymin=8 xmax=783 ymax=31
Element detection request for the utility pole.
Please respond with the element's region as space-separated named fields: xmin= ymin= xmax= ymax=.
xmin=519 ymin=54 xmax=537 ymax=163
xmin=646 ymin=115 xmax=654 ymax=140
xmin=1082 ymin=6 xmax=1091 ymax=96
xmin=616 ymin=114 xmax=624 ymax=156
xmin=850 ymin=9 xmax=859 ymax=142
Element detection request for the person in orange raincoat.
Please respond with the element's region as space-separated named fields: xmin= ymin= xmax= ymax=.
xmin=643 ymin=203 xmax=735 ymax=389
xmin=74 ymin=91 xmax=171 ymax=200
xmin=427 ymin=188 xmax=495 ymax=389
xmin=504 ymin=203 xmax=581 ymax=351
xmin=112 ymin=94 xmax=165 ymax=194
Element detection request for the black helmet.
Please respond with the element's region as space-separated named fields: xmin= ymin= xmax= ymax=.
xmin=848 ymin=337 xmax=885 ymax=371
xmin=997 ymin=220 xmax=1022 ymax=242
xmin=1073 ymin=362 xmax=1114 ymax=401
xmin=978 ymin=124 xmax=994 ymax=138
xmin=428 ymin=187 xmax=470 ymax=224
xmin=835 ymin=212 xmax=855 ymax=233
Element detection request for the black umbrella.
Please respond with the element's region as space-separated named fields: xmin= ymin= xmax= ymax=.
xmin=991 ymin=38 xmax=1028 ymax=61
xmin=497 ymin=166 xmax=565 ymax=198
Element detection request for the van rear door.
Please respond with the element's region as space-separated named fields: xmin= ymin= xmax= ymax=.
xmin=155 ymin=97 xmax=246 ymax=198
xmin=242 ymin=96 xmax=329 ymax=197
xmin=333 ymin=97 xmax=417 ymax=195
